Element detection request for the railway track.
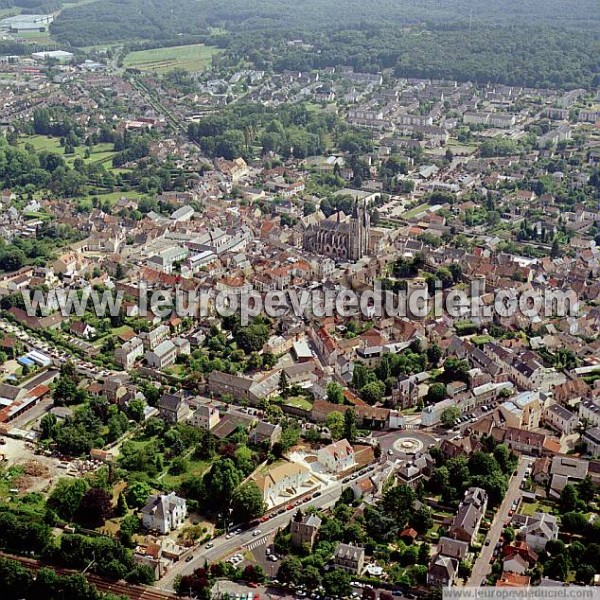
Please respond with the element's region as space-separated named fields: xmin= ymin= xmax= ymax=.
xmin=0 ymin=552 xmax=178 ymax=600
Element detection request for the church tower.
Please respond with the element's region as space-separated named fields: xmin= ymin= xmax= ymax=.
xmin=349 ymin=200 xmax=370 ymax=261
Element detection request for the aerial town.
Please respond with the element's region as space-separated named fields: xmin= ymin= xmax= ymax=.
xmin=0 ymin=2 xmax=599 ymax=600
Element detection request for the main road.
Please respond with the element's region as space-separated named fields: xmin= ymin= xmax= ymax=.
xmin=466 ymin=455 xmax=530 ymax=587
xmin=158 ymin=465 xmax=382 ymax=592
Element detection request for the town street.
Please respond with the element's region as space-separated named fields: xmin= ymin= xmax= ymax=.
xmin=466 ymin=455 xmax=530 ymax=586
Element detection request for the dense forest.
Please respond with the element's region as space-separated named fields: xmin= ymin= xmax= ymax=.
xmin=231 ymin=24 xmax=598 ymax=89
xmin=50 ymin=0 xmax=212 ymax=46
xmin=50 ymin=0 xmax=599 ymax=89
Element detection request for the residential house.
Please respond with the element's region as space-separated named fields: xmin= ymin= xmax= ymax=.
xmin=511 ymin=512 xmax=559 ymax=551
xmin=189 ymin=403 xmax=221 ymax=430
xmin=436 ymin=536 xmax=470 ymax=561
xmin=427 ymin=555 xmax=458 ymax=587
xmin=290 ymin=512 xmax=321 ymax=550
xmin=333 ymin=543 xmax=365 ymax=574
xmin=145 ymin=340 xmax=177 ymax=369
xmin=158 ymin=393 xmax=190 ymax=424
xmin=70 ymin=321 xmax=96 ymax=339
xmin=208 ymin=371 xmax=261 ymax=405
xmin=448 ymin=487 xmax=488 ymax=544
xmin=115 ymin=337 xmax=144 ymax=369
xmin=140 ymin=492 xmax=187 ymax=534
xmin=140 ymin=325 xmax=170 ymax=351
xmin=249 ymin=421 xmax=282 ymax=448
xmin=583 ymin=427 xmax=600 ymax=456
xmin=317 ymin=439 xmax=356 ymax=473
xmin=579 ymin=399 xmax=600 ymax=428
xmin=103 ymin=377 xmax=128 ymax=405
xmin=543 ymin=404 xmax=579 ymax=435
xmin=549 ymin=455 xmax=589 ymax=498
xmin=502 ymin=541 xmax=538 ymax=573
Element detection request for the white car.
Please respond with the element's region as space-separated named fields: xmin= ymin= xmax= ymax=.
xmin=252 ymin=529 xmax=262 ymax=537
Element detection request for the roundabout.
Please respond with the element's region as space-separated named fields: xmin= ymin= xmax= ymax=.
xmin=393 ymin=436 xmax=424 ymax=454
xmin=375 ymin=429 xmax=439 ymax=457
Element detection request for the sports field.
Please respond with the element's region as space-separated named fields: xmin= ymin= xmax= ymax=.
xmin=123 ymin=43 xmax=217 ymax=73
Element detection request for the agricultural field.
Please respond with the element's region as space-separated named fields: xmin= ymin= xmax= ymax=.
xmin=123 ymin=43 xmax=218 ymax=73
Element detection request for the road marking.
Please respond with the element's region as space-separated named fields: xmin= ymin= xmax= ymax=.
xmin=244 ymin=536 xmax=269 ymax=551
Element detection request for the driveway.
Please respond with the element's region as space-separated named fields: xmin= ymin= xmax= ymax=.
xmin=466 ymin=455 xmax=530 ymax=586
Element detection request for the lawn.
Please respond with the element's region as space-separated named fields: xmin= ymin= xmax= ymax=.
xmin=519 ymin=500 xmax=555 ymax=516
xmin=87 ymin=190 xmax=147 ymax=207
xmin=284 ymin=396 xmax=313 ymax=411
xmin=402 ymin=203 xmax=431 ymax=219
xmin=160 ymin=457 xmax=210 ymax=489
xmin=123 ymin=44 xmax=218 ymax=74
xmin=19 ymin=135 xmax=118 ymax=168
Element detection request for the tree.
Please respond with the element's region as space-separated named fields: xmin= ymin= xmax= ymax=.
xmin=576 ymin=476 xmax=596 ymax=503
xmin=76 ymin=487 xmax=112 ymax=527
xmin=440 ymin=406 xmax=460 ymax=427
xmin=344 ymin=408 xmax=358 ymax=442
xmin=360 ymin=380 xmax=385 ymax=404
xmin=544 ymin=554 xmax=568 ymax=581
xmin=427 ymin=383 xmax=446 ymax=404
xmin=203 ymin=458 xmax=243 ymax=507
xmin=409 ymin=506 xmax=433 ymax=534
xmin=40 ymin=412 xmax=57 ymax=439
xmin=231 ymin=482 xmax=265 ymax=522
xmin=323 ymin=569 xmax=351 ymax=597
xmin=0 ymin=558 xmax=33 ymax=599
xmin=278 ymin=557 xmax=302 ymax=586
xmin=125 ymin=481 xmax=152 ymax=508
xmin=427 ymin=344 xmax=443 ymax=367
xmin=300 ymin=565 xmax=322 ymax=589
xmin=575 ymin=564 xmax=596 ymax=585
xmin=127 ymin=398 xmax=146 ymax=423
xmin=383 ymin=484 xmax=416 ymax=527
xmin=326 ymin=411 xmax=345 ymax=441
xmin=418 ymin=542 xmax=430 ymax=565
xmin=428 ymin=466 xmax=450 ymax=494
xmin=116 ymin=491 xmax=129 ymax=517
xmin=443 ymin=358 xmax=470 ymax=383
xmin=242 ymin=564 xmax=265 ymax=583
xmin=169 ymin=456 xmax=189 ymax=475
xmin=278 ymin=369 xmax=289 ymax=395
xmin=48 ymin=478 xmax=89 ymax=521
xmin=327 ymin=381 xmax=345 ymax=404
xmin=560 ymin=484 xmax=579 ymax=513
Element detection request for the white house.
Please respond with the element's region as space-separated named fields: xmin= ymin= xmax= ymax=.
xmin=317 ymin=439 xmax=355 ymax=473
xmin=115 ymin=337 xmax=144 ymax=369
xmin=145 ymin=340 xmax=177 ymax=369
xmin=543 ymin=403 xmax=578 ymax=435
xmin=140 ymin=492 xmax=187 ymax=534
xmin=189 ymin=404 xmax=221 ymax=431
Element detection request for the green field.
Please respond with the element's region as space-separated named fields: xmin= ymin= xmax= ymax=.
xmin=123 ymin=43 xmax=218 ymax=73
xmin=19 ymin=135 xmax=117 ymax=167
